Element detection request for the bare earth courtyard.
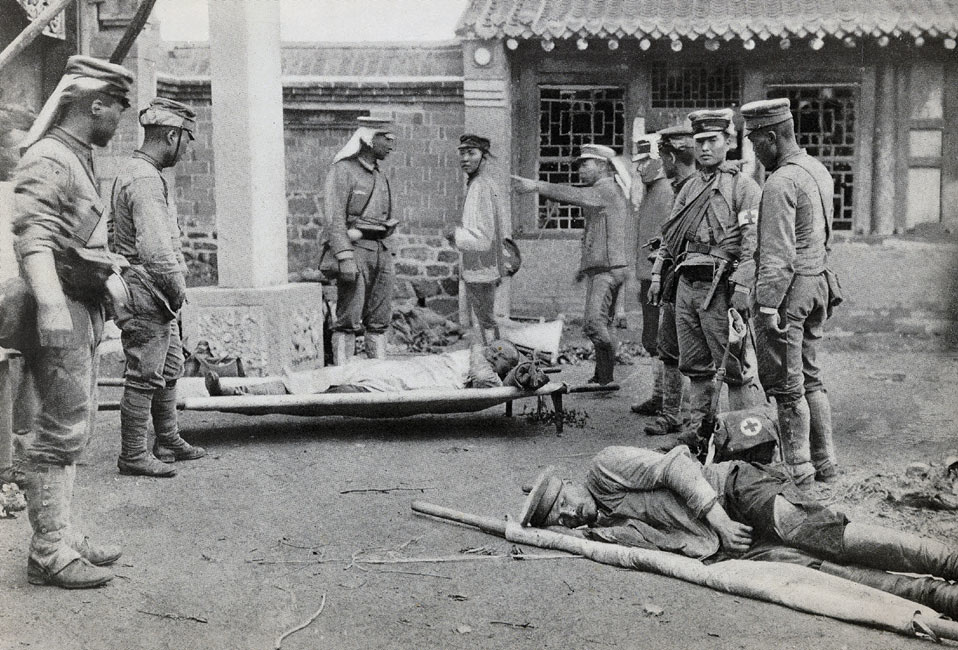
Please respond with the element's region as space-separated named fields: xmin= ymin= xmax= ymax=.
xmin=1 ymin=337 xmax=956 ymax=650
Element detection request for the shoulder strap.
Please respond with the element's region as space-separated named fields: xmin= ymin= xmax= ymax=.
xmin=781 ymin=157 xmax=832 ymax=246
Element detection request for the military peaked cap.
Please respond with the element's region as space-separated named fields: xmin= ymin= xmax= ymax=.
xmin=741 ymin=98 xmax=793 ymax=134
xmin=139 ymin=97 xmax=197 ymax=136
xmin=688 ymin=108 xmax=735 ymax=139
xmin=519 ymin=466 xmax=563 ymax=527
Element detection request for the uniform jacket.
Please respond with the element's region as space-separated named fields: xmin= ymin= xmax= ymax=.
xmin=753 ymin=150 xmax=833 ymax=309
xmin=322 ymin=156 xmax=393 ymax=257
xmin=656 ymin=162 xmax=761 ymax=288
xmin=633 ymin=166 xmax=675 ymax=280
xmin=536 ymin=176 xmax=629 ymax=273
xmin=12 ymin=127 xmax=106 ymax=258
xmin=109 ymin=151 xmax=188 ymax=315
xmin=455 ymin=163 xmax=506 ymax=284
xmin=585 ymin=445 xmax=734 ymax=560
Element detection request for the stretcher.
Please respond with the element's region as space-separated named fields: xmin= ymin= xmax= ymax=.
xmin=98 ymin=377 xmax=617 ymax=434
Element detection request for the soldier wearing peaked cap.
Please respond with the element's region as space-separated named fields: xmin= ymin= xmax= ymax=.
xmin=648 ymin=108 xmax=764 ymax=447
xmin=627 ymin=133 xmax=678 ymax=416
xmin=108 ymin=97 xmax=206 ymax=479
xmin=322 ymin=114 xmax=398 ymax=364
xmin=512 ymin=144 xmax=632 ymax=385
xmin=450 ymin=134 xmax=509 ymax=344
xmin=9 ymin=55 xmax=133 ymax=589
xmin=742 ymin=97 xmax=838 ymax=487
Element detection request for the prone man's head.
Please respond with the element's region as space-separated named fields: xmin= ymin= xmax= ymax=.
xmin=520 ymin=466 xmax=598 ymax=529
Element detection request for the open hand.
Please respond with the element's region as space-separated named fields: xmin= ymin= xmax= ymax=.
xmin=706 ymin=504 xmax=753 ymax=553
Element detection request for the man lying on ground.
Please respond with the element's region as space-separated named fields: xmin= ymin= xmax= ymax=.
xmin=205 ymin=340 xmax=548 ymax=396
xmin=522 ymin=445 xmax=958 ymax=617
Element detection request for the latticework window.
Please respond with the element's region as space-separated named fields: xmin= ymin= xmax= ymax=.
xmin=650 ymin=64 xmax=741 ymax=109
xmin=767 ymin=85 xmax=857 ymax=230
xmin=537 ymin=86 xmax=625 ymax=230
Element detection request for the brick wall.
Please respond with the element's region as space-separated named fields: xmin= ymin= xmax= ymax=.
xmin=159 ymin=78 xmax=465 ymax=300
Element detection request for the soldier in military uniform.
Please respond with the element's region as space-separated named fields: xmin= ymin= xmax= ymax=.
xmin=648 ymin=109 xmax=762 ymax=436
xmin=10 ymin=56 xmax=133 ymax=589
xmin=109 ymin=98 xmax=206 ymax=478
xmin=628 ymin=135 xmax=671 ymax=413
xmin=512 ymin=144 xmax=632 ymax=385
xmin=641 ymin=124 xmax=696 ymax=435
xmin=322 ymin=116 xmax=398 ymax=364
xmin=741 ymin=98 xmax=838 ymax=487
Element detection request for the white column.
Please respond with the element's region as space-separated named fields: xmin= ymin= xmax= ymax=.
xmin=207 ymin=0 xmax=288 ymax=287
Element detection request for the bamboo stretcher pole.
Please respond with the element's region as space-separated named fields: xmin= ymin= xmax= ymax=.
xmin=411 ymin=500 xmax=958 ymax=643
xmin=0 ymin=0 xmax=75 ymax=73
xmin=109 ymin=0 xmax=159 ymax=64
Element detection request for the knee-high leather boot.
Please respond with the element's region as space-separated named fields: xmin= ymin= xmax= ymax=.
xmin=807 ymin=389 xmax=838 ymax=481
xmin=840 ymin=522 xmax=958 ymax=581
xmin=776 ymin=397 xmax=816 ymax=487
xmin=117 ymin=387 xmax=175 ymax=477
xmin=24 ymin=463 xmax=113 ymax=588
xmin=152 ymin=383 xmax=206 ymax=463
xmin=821 ymin=561 xmax=958 ymax=619
xmin=632 ymin=358 xmax=664 ymax=415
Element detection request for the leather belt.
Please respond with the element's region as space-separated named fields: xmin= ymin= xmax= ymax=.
xmin=358 ymin=229 xmax=387 ymax=241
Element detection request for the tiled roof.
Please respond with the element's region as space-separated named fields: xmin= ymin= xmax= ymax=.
xmin=160 ymin=41 xmax=463 ymax=79
xmin=456 ymin=0 xmax=958 ymax=40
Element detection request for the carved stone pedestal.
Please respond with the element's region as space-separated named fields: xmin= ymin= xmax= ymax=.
xmin=181 ymin=283 xmax=327 ymax=377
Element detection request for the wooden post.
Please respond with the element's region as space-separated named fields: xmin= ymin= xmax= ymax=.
xmin=0 ymin=0 xmax=75 ymax=73
xmin=109 ymin=0 xmax=159 ymax=65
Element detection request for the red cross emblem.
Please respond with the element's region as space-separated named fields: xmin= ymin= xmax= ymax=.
xmin=740 ymin=417 xmax=763 ymax=437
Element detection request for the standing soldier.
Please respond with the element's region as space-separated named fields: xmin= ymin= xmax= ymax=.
xmin=741 ymin=98 xmax=838 ymax=487
xmin=322 ymin=116 xmax=397 ymax=364
xmin=648 ymin=109 xmax=762 ymax=438
xmin=450 ymin=134 xmax=507 ymax=344
xmin=512 ymin=144 xmax=631 ymax=385
xmin=641 ymin=124 xmax=696 ymax=435
xmin=109 ymin=98 xmax=206 ymax=478
xmin=627 ymin=134 xmax=674 ymax=415
xmin=11 ymin=56 xmax=133 ymax=588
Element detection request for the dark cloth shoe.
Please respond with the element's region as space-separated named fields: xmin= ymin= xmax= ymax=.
xmin=644 ymin=416 xmax=683 ymax=436
xmin=153 ymin=440 xmax=207 ymax=463
xmin=117 ymin=454 xmax=177 ymax=477
xmin=28 ymin=557 xmax=113 ymax=589
xmin=630 ymin=398 xmax=662 ymax=416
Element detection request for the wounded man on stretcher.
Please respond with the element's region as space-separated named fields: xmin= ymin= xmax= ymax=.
xmin=204 ymin=340 xmax=549 ymax=396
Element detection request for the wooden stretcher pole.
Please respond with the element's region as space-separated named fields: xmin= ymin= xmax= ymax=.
xmin=109 ymin=0 xmax=159 ymax=64
xmin=411 ymin=500 xmax=958 ymax=643
xmin=0 ymin=0 xmax=75 ymax=73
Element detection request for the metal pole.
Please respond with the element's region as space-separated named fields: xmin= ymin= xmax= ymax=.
xmin=0 ymin=0 xmax=76 ymax=73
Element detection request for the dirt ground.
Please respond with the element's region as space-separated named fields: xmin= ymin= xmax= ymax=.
xmin=1 ymin=327 xmax=957 ymax=650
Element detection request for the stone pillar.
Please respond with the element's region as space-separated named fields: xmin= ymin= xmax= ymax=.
xmin=462 ymin=40 xmax=513 ymax=321
xmin=180 ymin=0 xmax=325 ymax=375
xmin=872 ymin=63 xmax=897 ymax=235
xmin=207 ymin=0 xmax=287 ymax=288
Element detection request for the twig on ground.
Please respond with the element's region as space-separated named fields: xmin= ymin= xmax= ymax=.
xmin=373 ymin=568 xmax=452 ymax=579
xmin=274 ymin=593 xmax=327 ymax=650
xmin=490 ymin=620 xmax=538 ymax=629
xmin=340 ymin=486 xmax=436 ymax=494
xmin=137 ymin=609 xmax=208 ymax=624
xmin=278 ymin=538 xmax=328 ymax=551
